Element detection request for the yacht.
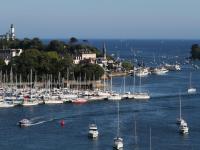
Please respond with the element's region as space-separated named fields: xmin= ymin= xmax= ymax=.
xmin=153 ymin=66 xmax=168 ymax=75
xmin=187 ymin=73 xmax=196 ymax=94
xmin=134 ymin=75 xmax=150 ymax=100
xmin=88 ymin=124 xmax=99 ymax=138
xmin=18 ymin=119 xmax=32 ymax=127
xmin=135 ymin=68 xmax=149 ymax=77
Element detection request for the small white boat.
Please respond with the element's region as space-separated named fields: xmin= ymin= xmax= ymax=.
xmin=165 ymin=64 xmax=181 ymax=71
xmin=108 ymin=94 xmax=122 ymax=101
xmin=135 ymin=68 xmax=149 ymax=77
xmin=187 ymin=73 xmax=196 ymax=94
xmin=0 ymin=100 xmax=15 ymax=108
xmin=133 ymin=92 xmax=150 ymax=100
xmin=18 ymin=119 xmax=32 ymax=127
xmin=153 ymin=67 xmax=168 ymax=75
xmin=179 ymin=123 xmax=189 ymax=134
xmin=44 ymin=99 xmax=63 ymax=104
xmin=113 ymin=137 xmax=123 ymax=150
xmin=113 ymin=102 xmax=123 ymax=150
xmin=22 ymin=99 xmax=39 ymax=106
xmin=188 ymin=88 xmax=196 ymax=94
xmin=88 ymin=124 xmax=99 ymax=138
xmin=176 ymin=92 xmax=186 ymax=125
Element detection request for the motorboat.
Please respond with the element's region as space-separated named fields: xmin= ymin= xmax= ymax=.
xmin=18 ymin=119 xmax=32 ymax=127
xmin=88 ymin=124 xmax=99 ymax=138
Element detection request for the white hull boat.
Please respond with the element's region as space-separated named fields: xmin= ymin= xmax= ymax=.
xmin=113 ymin=137 xmax=123 ymax=150
xmin=88 ymin=124 xmax=99 ymax=138
xmin=133 ymin=93 xmax=150 ymax=100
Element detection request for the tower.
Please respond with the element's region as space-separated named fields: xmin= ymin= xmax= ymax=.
xmin=103 ymin=42 xmax=107 ymax=59
xmin=10 ymin=24 xmax=15 ymax=40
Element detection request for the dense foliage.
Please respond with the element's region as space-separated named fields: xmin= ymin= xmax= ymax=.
xmin=191 ymin=44 xmax=200 ymax=59
xmin=122 ymin=61 xmax=133 ymax=71
xmin=0 ymin=37 xmax=105 ymax=81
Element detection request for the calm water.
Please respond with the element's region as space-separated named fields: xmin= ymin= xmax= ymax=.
xmin=1 ymin=39 xmax=200 ymax=150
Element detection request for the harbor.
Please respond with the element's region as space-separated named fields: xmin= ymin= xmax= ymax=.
xmin=0 ymin=38 xmax=200 ymax=150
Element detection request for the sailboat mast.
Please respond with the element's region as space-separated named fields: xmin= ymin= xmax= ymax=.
xmin=123 ymin=76 xmax=125 ymax=94
xmin=139 ymin=73 xmax=141 ymax=93
xmin=150 ymin=128 xmax=152 ymax=150
xmin=189 ymin=72 xmax=192 ymax=88
xmin=134 ymin=120 xmax=137 ymax=144
xmin=117 ymin=101 xmax=120 ymax=137
xmin=110 ymin=73 xmax=112 ymax=93
xmin=179 ymin=93 xmax=182 ymax=120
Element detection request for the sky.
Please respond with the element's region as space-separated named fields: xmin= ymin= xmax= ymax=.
xmin=0 ymin=0 xmax=200 ymax=39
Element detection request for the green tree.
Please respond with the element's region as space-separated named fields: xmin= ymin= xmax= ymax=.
xmin=76 ymin=64 xmax=104 ymax=80
xmin=191 ymin=44 xmax=200 ymax=59
xmin=122 ymin=61 xmax=133 ymax=71
xmin=69 ymin=37 xmax=78 ymax=44
xmin=0 ymin=58 xmax=6 ymax=71
xmin=47 ymin=40 xmax=65 ymax=53
xmin=30 ymin=38 xmax=44 ymax=50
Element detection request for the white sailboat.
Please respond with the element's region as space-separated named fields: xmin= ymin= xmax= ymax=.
xmin=133 ymin=75 xmax=150 ymax=100
xmin=133 ymin=119 xmax=139 ymax=150
xmin=176 ymin=93 xmax=189 ymax=134
xmin=176 ymin=93 xmax=186 ymax=125
xmin=135 ymin=67 xmax=149 ymax=77
xmin=113 ymin=102 xmax=123 ymax=150
xmin=187 ymin=72 xmax=196 ymax=94
xmin=153 ymin=66 xmax=168 ymax=75
xmin=149 ymin=128 xmax=152 ymax=150
xmin=108 ymin=74 xmax=122 ymax=101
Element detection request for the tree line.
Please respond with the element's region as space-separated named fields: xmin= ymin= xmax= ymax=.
xmin=191 ymin=44 xmax=200 ymax=59
xmin=0 ymin=37 xmax=104 ymax=81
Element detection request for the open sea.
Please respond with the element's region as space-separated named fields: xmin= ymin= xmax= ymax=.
xmin=1 ymin=39 xmax=200 ymax=150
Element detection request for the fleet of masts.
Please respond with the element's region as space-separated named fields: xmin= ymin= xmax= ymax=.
xmin=0 ymin=67 xmax=153 ymax=108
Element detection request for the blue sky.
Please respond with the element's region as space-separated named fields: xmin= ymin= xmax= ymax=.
xmin=0 ymin=0 xmax=200 ymax=39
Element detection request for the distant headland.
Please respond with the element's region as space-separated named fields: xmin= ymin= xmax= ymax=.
xmin=191 ymin=44 xmax=200 ymax=60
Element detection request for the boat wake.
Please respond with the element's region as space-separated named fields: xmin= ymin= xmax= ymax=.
xmin=30 ymin=118 xmax=54 ymax=126
xmin=151 ymin=92 xmax=200 ymax=100
xmin=23 ymin=116 xmax=60 ymax=127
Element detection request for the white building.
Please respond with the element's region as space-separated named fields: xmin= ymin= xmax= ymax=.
xmin=0 ymin=49 xmax=23 ymax=65
xmin=0 ymin=24 xmax=15 ymax=41
xmin=73 ymin=53 xmax=96 ymax=64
